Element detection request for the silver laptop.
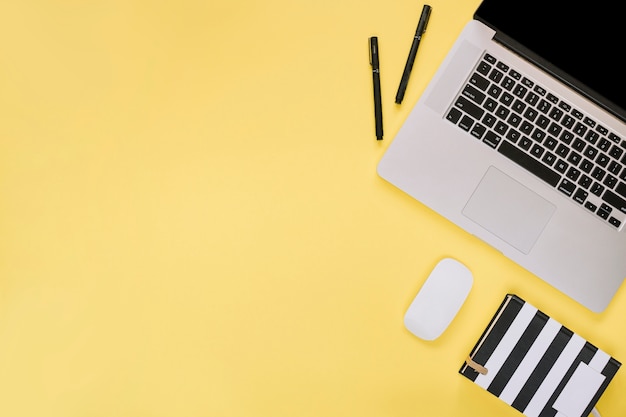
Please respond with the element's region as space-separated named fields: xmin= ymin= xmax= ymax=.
xmin=377 ymin=0 xmax=626 ymax=312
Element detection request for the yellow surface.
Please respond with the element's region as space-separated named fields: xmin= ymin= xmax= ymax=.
xmin=0 ymin=1 xmax=624 ymax=416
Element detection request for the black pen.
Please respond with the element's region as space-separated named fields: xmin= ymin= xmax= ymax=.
xmin=395 ymin=4 xmax=432 ymax=104
xmin=369 ymin=36 xmax=383 ymax=140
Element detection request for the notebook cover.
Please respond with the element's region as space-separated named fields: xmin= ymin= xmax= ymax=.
xmin=459 ymin=294 xmax=621 ymax=417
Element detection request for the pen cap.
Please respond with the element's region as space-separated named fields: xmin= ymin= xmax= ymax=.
xmin=369 ymin=36 xmax=379 ymax=67
xmin=416 ymin=5 xmax=432 ymax=35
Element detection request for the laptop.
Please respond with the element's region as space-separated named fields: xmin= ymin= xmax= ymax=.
xmin=377 ymin=0 xmax=626 ymax=313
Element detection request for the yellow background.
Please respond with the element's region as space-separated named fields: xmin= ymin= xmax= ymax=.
xmin=0 ymin=0 xmax=624 ymax=416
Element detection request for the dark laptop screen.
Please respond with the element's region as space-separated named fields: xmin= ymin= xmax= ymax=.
xmin=474 ymin=0 xmax=626 ymax=123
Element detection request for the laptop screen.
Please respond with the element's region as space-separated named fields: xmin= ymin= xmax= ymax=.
xmin=474 ymin=0 xmax=626 ymax=123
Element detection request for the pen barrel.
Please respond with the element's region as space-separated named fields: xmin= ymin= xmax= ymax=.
xmin=369 ymin=36 xmax=383 ymax=139
xmin=372 ymin=70 xmax=383 ymax=139
xmin=395 ymin=4 xmax=430 ymax=104
xmin=395 ymin=38 xmax=421 ymax=104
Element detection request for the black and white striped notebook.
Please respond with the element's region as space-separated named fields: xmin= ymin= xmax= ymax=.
xmin=460 ymin=294 xmax=620 ymax=417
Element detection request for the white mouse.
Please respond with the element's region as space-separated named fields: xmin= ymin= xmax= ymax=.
xmin=404 ymin=258 xmax=473 ymax=340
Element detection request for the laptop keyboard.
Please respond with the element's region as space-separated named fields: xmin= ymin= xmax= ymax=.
xmin=446 ymin=53 xmax=626 ymax=229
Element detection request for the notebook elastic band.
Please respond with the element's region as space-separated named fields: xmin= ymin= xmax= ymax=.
xmin=466 ymin=356 xmax=488 ymax=375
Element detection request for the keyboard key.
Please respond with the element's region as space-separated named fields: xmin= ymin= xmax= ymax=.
xmin=506 ymin=129 xmax=521 ymax=143
xmin=531 ymin=128 xmax=546 ymax=143
xmin=555 ymin=143 xmax=569 ymax=157
xmin=585 ymin=130 xmax=599 ymax=144
xmin=470 ymin=123 xmax=487 ymax=139
xmin=524 ymin=108 xmax=538 ymax=122
xmin=608 ymin=132 xmax=622 ymax=144
xmin=483 ymin=131 xmax=501 ymax=148
xmin=513 ymin=84 xmax=528 ymax=98
xmin=572 ymin=138 xmax=585 ymax=152
xmin=561 ymin=115 xmax=576 ymax=129
xmin=609 ymin=145 xmax=623 ymax=160
xmin=455 ymin=96 xmax=485 ymax=120
xmin=559 ymin=130 xmax=574 ymax=144
xmin=476 ymin=61 xmax=491 ymax=76
xmin=591 ymin=182 xmax=605 ymax=196
xmin=525 ymin=91 xmax=539 ymax=106
xmin=447 ymin=107 xmax=462 ymax=123
xmin=573 ymin=188 xmax=588 ymax=204
xmin=580 ymin=159 xmax=594 ymax=173
xmin=542 ymin=151 xmax=557 ymax=166
xmin=512 ymin=99 xmax=526 ymax=114
xmin=558 ymin=179 xmax=576 ymax=196
xmin=566 ymin=167 xmax=581 ymax=181
xmin=494 ymin=121 xmax=508 ymax=135
xmin=502 ymin=76 xmax=515 ymax=91
xmin=459 ymin=115 xmax=474 ymax=131
xmin=583 ymin=116 xmax=596 ymax=128
xmin=578 ymin=174 xmax=592 ymax=189
xmin=601 ymin=203 xmax=613 ymax=213
xmin=549 ymin=107 xmax=563 ymax=121
xmin=555 ymin=159 xmax=569 ymax=173
xmin=574 ymin=122 xmax=587 ymax=137
xmin=596 ymin=124 xmax=608 ymax=135
xmin=547 ymin=122 xmax=562 ymax=136
xmin=482 ymin=113 xmax=497 ymax=128
xmin=558 ymin=101 xmax=572 ymax=112
xmin=597 ymin=207 xmax=610 ymax=219
xmin=538 ymin=99 xmax=552 ymax=113
xmin=500 ymin=92 xmax=514 ymax=106
xmin=598 ymin=138 xmax=612 ymax=152
xmin=591 ymin=167 xmax=606 ymax=181
xmin=585 ymin=201 xmax=598 ymax=212
xmin=462 ymin=85 xmax=487 ymax=104
xmin=484 ymin=98 xmax=498 ymax=112
xmin=596 ymin=153 xmax=610 ymax=168
xmin=583 ymin=145 xmax=598 ymax=159
xmin=496 ymin=61 xmax=509 ymax=72
xmin=489 ymin=68 xmax=504 ymax=83
xmin=488 ymin=84 xmax=502 ymax=98
xmin=495 ymin=105 xmax=510 ymax=120
xmin=520 ymin=121 xmax=533 ymax=135
xmin=604 ymin=174 xmax=617 ymax=188
xmin=544 ymin=136 xmax=558 ymax=150
xmin=567 ymin=151 xmax=582 ymax=165
xmin=530 ymin=144 xmax=545 ymax=158
xmin=508 ymin=114 xmax=522 ymax=128
xmin=572 ymin=109 xmax=584 ymax=119
xmin=469 ymin=73 xmax=490 ymax=90
xmin=498 ymin=141 xmax=560 ymax=187
xmin=608 ymin=161 xmax=622 ymax=175
xmin=536 ymin=115 xmax=550 ymax=129
xmin=523 ymin=77 xmax=535 ymax=89
xmin=519 ymin=136 xmax=533 ymax=150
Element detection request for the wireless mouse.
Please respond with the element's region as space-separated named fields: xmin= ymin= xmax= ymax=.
xmin=404 ymin=257 xmax=473 ymax=340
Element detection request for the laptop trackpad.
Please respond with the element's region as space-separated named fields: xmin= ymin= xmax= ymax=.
xmin=462 ymin=166 xmax=556 ymax=254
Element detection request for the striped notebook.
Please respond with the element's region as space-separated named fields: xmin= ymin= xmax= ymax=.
xmin=460 ymin=294 xmax=620 ymax=417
